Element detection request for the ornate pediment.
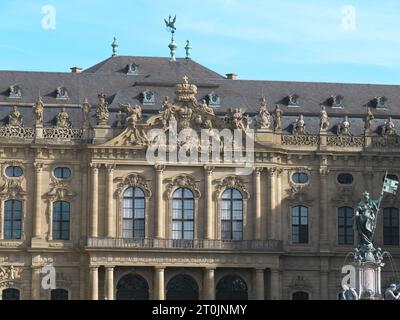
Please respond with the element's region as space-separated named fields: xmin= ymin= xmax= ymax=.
xmin=0 ymin=180 xmax=26 ymax=200
xmin=214 ymin=176 xmax=249 ymax=200
xmin=288 ymin=276 xmax=312 ymax=291
xmin=44 ymin=179 xmax=76 ymax=200
xmin=165 ymin=175 xmax=201 ymax=199
xmin=115 ymin=173 xmax=152 ymax=198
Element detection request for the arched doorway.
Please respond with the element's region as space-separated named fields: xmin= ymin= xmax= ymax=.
xmin=292 ymin=291 xmax=309 ymax=300
xmin=2 ymin=288 xmax=20 ymax=300
xmin=216 ymin=275 xmax=248 ymax=300
xmin=116 ymin=274 xmax=149 ymax=300
xmin=166 ymin=274 xmax=199 ymax=300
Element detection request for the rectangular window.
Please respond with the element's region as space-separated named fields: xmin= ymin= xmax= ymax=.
xmin=338 ymin=207 xmax=354 ymax=245
xmin=384 ymin=208 xmax=399 ymax=246
xmin=292 ymin=206 xmax=308 ymax=244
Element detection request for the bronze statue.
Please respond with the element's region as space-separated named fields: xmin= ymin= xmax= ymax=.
xmin=353 ymin=191 xmax=381 ymax=262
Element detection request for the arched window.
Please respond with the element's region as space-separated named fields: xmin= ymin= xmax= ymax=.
xmin=123 ymin=187 xmax=145 ymax=239
xmin=383 ymin=207 xmax=399 ymax=246
xmin=221 ymin=189 xmax=243 ymax=241
xmin=53 ymin=201 xmax=70 ymax=241
xmin=216 ymin=275 xmax=248 ymax=300
xmin=4 ymin=200 xmax=22 ymax=240
xmin=172 ymin=188 xmax=194 ymax=240
xmin=2 ymin=288 xmax=20 ymax=300
xmin=51 ymin=289 xmax=68 ymax=300
xmin=292 ymin=206 xmax=308 ymax=244
xmin=166 ymin=274 xmax=199 ymax=300
xmin=338 ymin=207 xmax=354 ymax=245
xmin=292 ymin=291 xmax=309 ymax=300
xmin=116 ymin=274 xmax=149 ymax=300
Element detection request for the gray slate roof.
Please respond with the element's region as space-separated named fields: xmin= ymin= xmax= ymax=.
xmin=0 ymin=55 xmax=399 ymax=130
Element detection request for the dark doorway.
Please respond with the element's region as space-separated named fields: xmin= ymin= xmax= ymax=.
xmin=166 ymin=274 xmax=199 ymax=300
xmin=2 ymin=288 xmax=20 ymax=300
xmin=116 ymin=274 xmax=149 ymax=300
xmin=216 ymin=275 xmax=248 ymax=300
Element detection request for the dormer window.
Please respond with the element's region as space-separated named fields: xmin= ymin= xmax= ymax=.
xmin=9 ymin=85 xmax=22 ymax=99
xmin=142 ymin=89 xmax=155 ymax=105
xmin=375 ymin=96 xmax=387 ymax=109
xmin=56 ymin=87 xmax=69 ymax=100
xmin=287 ymin=94 xmax=299 ymax=107
xmin=127 ymin=63 xmax=139 ymax=75
xmin=330 ymin=95 xmax=344 ymax=108
xmin=207 ymin=91 xmax=220 ymax=107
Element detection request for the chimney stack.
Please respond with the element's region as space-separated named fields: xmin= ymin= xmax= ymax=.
xmin=226 ymin=73 xmax=238 ymax=80
xmin=70 ymin=67 xmax=83 ymax=74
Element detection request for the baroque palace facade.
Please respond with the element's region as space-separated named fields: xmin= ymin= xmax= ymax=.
xmin=0 ymin=55 xmax=400 ymax=300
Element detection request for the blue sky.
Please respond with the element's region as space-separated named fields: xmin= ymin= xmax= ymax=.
xmin=0 ymin=0 xmax=400 ymax=84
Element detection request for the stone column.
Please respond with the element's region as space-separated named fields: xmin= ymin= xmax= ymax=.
xmin=320 ymin=271 xmax=329 ymax=300
xmin=275 ymin=169 xmax=283 ymax=240
xmin=270 ymin=269 xmax=281 ymax=300
xmin=154 ymin=267 xmax=165 ymax=300
xmin=253 ymin=168 xmax=262 ymax=240
xmin=90 ymin=164 xmax=100 ymax=238
xmin=205 ymin=166 xmax=214 ymax=240
xmin=155 ymin=165 xmax=165 ymax=239
xmin=319 ymin=167 xmax=329 ymax=246
xmin=105 ymin=165 xmax=115 ymax=238
xmin=105 ymin=266 xmax=114 ymax=300
xmin=268 ymin=168 xmax=277 ymax=239
xmin=203 ymin=268 xmax=215 ymax=300
xmin=33 ymin=163 xmax=43 ymax=238
xmin=89 ymin=266 xmax=99 ymax=300
xmin=31 ymin=266 xmax=41 ymax=300
xmin=255 ymin=268 xmax=265 ymax=300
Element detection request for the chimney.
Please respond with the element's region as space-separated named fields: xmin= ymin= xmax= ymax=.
xmin=70 ymin=67 xmax=83 ymax=74
xmin=226 ymin=73 xmax=238 ymax=80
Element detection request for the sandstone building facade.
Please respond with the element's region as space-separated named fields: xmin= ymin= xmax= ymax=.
xmin=0 ymin=56 xmax=399 ymax=300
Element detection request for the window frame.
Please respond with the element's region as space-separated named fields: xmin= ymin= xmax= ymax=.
xmin=122 ymin=186 xmax=146 ymax=239
xmin=383 ymin=207 xmax=399 ymax=246
xmin=5 ymin=165 xmax=23 ymax=178
xmin=221 ymin=188 xmax=244 ymax=241
xmin=337 ymin=173 xmax=354 ymax=185
xmin=171 ymin=188 xmax=195 ymax=240
xmin=291 ymin=172 xmax=309 ymax=185
xmin=3 ymin=199 xmax=22 ymax=240
xmin=53 ymin=166 xmax=72 ymax=180
xmin=337 ymin=206 xmax=354 ymax=245
xmin=52 ymin=201 xmax=71 ymax=241
xmin=291 ymin=205 xmax=309 ymax=244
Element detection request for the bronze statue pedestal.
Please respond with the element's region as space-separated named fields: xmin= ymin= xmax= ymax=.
xmin=352 ymin=260 xmax=384 ymax=300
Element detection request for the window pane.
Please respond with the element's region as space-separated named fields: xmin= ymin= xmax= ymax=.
xmin=233 ymin=231 xmax=243 ymax=240
xmin=183 ymin=188 xmax=194 ymax=198
xmin=135 ymin=209 xmax=145 ymax=219
xmin=134 ymin=187 xmax=144 ymax=197
xmin=184 ymin=210 xmax=193 ymax=219
xmin=134 ymin=199 xmax=145 ymax=209
xmin=173 ymin=188 xmax=183 ymax=198
xmin=184 ymin=221 xmax=194 ymax=231
xmin=172 ymin=231 xmax=181 ymax=239
xmin=184 ymin=231 xmax=193 ymax=240
xmin=124 ymin=187 xmax=133 ymax=197
xmin=232 ymin=201 xmax=243 ymax=210
xmin=233 ymin=221 xmax=243 ymax=232
xmin=222 ymin=190 xmax=231 ymax=199
xmin=173 ymin=200 xmax=182 ymax=210
xmin=233 ymin=210 xmax=243 ymax=220
xmin=123 ymin=208 xmax=133 ymax=218
xmin=172 ymin=221 xmax=182 ymax=231
xmin=232 ymin=189 xmax=242 ymax=199
xmin=183 ymin=200 xmax=194 ymax=210
xmin=172 ymin=209 xmax=182 ymax=219
xmin=123 ymin=219 xmax=133 ymax=231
